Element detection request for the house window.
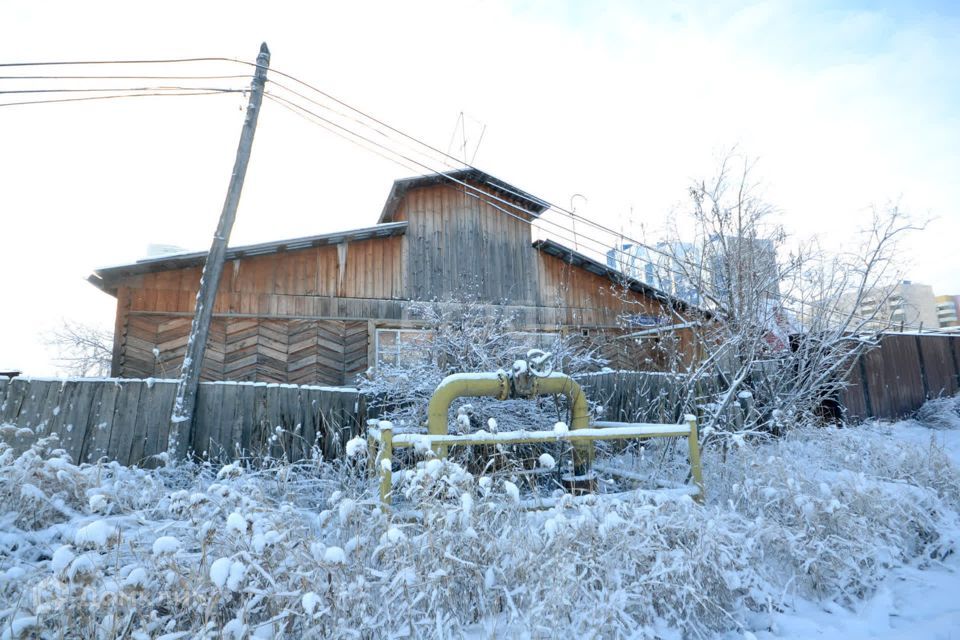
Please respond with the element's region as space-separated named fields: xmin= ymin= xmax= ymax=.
xmin=375 ymin=329 xmax=433 ymax=368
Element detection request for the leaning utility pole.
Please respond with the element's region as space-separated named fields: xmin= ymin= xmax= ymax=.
xmin=169 ymin=43 xmax=270 ymax=455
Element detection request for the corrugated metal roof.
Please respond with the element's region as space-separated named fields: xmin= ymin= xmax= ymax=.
xmin=378 ymin=168 xmax=550 ymax=223
xmin=88 ymin=221 xmax=408 ymax=293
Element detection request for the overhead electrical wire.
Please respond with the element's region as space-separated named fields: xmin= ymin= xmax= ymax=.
xmin=0 ymin=89 xmax=242 ymax=109
xmin=0 ymin=56 xmax=244 ymax=68
xmin=258 ymin=66 xmax=908 ymax=331
xmin=0 ymin=55 xmax=900 ymax=330
xmin=0 ymin=74 xmax=251 ymax=81
xmin=0 ymin=86 xmax=247 ymax=95
xmin=262 ymin=80 xmax=899 ymax=330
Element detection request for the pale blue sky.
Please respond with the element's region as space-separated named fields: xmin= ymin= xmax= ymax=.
xmin=1 ymin=0 xmax=957 ymax=373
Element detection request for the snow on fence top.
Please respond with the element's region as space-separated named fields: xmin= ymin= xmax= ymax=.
xmin=0 ymin=377 xmax=363 ymax=468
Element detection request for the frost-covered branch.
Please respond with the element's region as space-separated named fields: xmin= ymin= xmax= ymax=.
xmin=43 ymin=319 xmax=113 ymax=377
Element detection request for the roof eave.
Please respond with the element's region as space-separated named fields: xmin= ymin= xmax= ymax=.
xmin=531 ymin=238 xmax=703 ymax=314
xmin=90 ymin=221 xmax=408 ymax=290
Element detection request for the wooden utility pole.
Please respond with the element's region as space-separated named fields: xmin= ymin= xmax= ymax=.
xmin=169 ymin=43 xmax=270 ymax=454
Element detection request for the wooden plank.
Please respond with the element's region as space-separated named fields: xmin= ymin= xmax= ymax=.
xmin=841 ymin=358 xmax=868 ymax=422
xmin=206 ymin=383 xmax=231 ymax=460
xmin=108 ymin=380 xmax=144 ymax=465
xmin=282 ymin=385 xmax=304 ymax=460
xmin=919 ymin=336 xmax=957 ymax=398
xmin=219 ymin=383 xmax=242 ymax=459
xmin=13 ymin=379 xmax=44 ymax=431
xmin=60 ymin=380 xmax=100 ymax=464
xmin=194 ymin=381 xmax=226 ymax=459
xmin=238 ymin=382 xmax=258 ymax=456
xmin=76 ymin=382 xmax=105 ymax=465
xmin=36 ymin=380 xmax=65 ymax=438
xmin=262 ymin=383 xmax=282 ymax=458
xmin=251 ymin=383 xmax=270 ymax=454
xmin=142 ymin=381 xmax=178 ymax=466
xmin=85 ymin=381 xmax=121 ymax=463
xmin=0 ymin=378 xmax=29 ymax=424
xmin=300 ymin=386 xmax=322 ymax=459
xmin=316 ymin=389 xmax=333 ymax=459
xmin=128 ymin=381 xmax=159 ymax=466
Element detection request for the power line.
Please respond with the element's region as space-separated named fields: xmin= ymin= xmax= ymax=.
xmin=263 ymin=93 xmax=432 ymax=173
xmin=0 ymin=74 xmax=251 ymax=81
xmin=263 ymin=92 xmax=611 ymax=258
xmin=262 ymin=88 xmax=759 ymax=293
xmin=0 ymin=90 xmax=242 ymax=109
xmin=262 ymin=84 xmax=900 ymax=330
xmin=0 ymin=56 xmax=244 ymax=68
xmin=0 ymin=85 xmax=247 ymax=95
xmin=259 ymin=67 xmax=908 ymax=330
xmin=263 ymin=90 xmax=725 ymax=316
xmin=0 ymin=55 xmax=896 ymax=329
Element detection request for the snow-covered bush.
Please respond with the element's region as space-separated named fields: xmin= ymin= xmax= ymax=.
xmin=1 ymin=395 xmax=958 ymax=638
xmin=359 ymin=294 xmax=606 ymax=434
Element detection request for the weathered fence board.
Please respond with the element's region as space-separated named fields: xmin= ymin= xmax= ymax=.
xmin=576 ymin=371 xmax=703 ymax=424
xmin=842 ymin=334 xmax=960 ymax=421
xmin=0 ymin=378 xmax=364 ymax=467
xmin=4 ymin=333 xmax=956 ymax=468
xmin=919 ymin=335 xmax=959 ymax=398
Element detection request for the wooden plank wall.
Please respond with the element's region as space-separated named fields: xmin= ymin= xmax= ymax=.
xmin=0 ymin=377 xmax=364 ymax=466
xmin=111 ymin=186 xmax=659 ymax=328
xmin=121 ymin=235 xmax=406 ymax=314
xmin=118 ymin=317 xmax=369 ymax=386
xmin=103 ymin=181 xmax=677 ymax=384
xmin=841 ymin=334 xmax=960 ymax=421
xmin=397 ymin=183 xmax=660 ymax=324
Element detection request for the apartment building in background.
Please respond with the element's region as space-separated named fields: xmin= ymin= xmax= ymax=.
xmin=936 ymin=294 xmax=960 ymax=328
xmin=850 ymin=281 xmax=939 ymax=330
xmin=605 ymin=241 xmax=702 ymax=306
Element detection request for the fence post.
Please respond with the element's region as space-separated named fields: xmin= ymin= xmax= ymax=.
xmin=378 ymin=424 xmax=393 ymax=508
xmin=915 ymin=335 xmax=931 ymax=399
xmin=686 ymin=414 xmax=705 ymax=503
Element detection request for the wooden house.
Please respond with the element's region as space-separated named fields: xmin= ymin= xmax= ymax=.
xmin=88 ymin=169 xmax=694 ymax=386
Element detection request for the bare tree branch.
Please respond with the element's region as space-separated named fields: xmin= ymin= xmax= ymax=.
xmin=44 ymin=319 xmax=113 ymax=377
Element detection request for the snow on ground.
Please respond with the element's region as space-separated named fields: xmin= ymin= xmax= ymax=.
xmin=754 ymin=405 xmax=960 ymax=640
xmin=0 ymin=396 xmax=959 ymax=638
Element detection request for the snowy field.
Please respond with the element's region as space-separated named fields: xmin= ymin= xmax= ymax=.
xmin=1 ymin=397 xmax=959 ymax=638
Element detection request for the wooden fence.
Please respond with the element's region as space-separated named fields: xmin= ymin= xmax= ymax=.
xmin=0 ymin=372 xmax=686 ymax=467
xmin=576 ymin=371 xmax=700 ymax=424
xmin=0 ymin=377 xmax=363 ymax=467
xmin=841 ymin=333 xmax=960 ymax=421
xmin=581 ymin=334 xmax=960 ymax=426
xmin=4 ymin=335 xmax=956 ymax=469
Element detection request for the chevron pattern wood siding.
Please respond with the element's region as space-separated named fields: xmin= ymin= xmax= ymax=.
xmin=120 ymin=315 xmax=369 ymax=386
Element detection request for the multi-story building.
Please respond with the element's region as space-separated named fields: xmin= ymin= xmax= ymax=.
xmin=844 ymin=281 xmax=940 ymax=331
xmin=936 ymin=294 xmax=960 ymax=328
xmin=605 ymin=241 xmax=702 ymax=306
xmin=887 ymin=281 xmax=939 ymax=329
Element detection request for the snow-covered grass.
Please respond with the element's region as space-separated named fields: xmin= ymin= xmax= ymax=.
xmin=1 ymin=398 xmax=959 ymax=638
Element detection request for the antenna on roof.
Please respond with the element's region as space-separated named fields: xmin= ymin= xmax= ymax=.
xmin=446 ymin=111 xmax=487 ymax=165
xmin=570 ymin=194 xmax=587 ymax=253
